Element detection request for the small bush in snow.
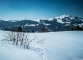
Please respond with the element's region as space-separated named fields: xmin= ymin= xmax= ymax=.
xmin=5 ymin=31 xmax=45 ymax=49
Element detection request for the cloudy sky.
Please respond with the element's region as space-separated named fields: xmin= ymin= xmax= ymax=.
xmin=0 ymin=0 xmax=83 ymax=20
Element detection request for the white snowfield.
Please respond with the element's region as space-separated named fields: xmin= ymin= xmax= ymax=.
xmin=0 ymin=30 xmax=83 ymax=60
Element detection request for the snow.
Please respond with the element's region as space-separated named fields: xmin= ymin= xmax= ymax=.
xmin=55 ymin=15 xmax=75 ymax=23
xmin=42 ymin=22 xmax=51 ymax=26
xmin=36 ymin=24 xmax=39 ymax=26
xmin=0 ymin=30 xmax=83 ymax=60
xmin=79 ymin=19 xmax=83 ymax=21
xmin=34 ymin=18 xmax=53 ymax=23
xmin=45 ymin=24 xmax=51 ymax=25
xmin=34 ymin=19 xmax=40 ymax=23
xmin=64 ymin=24 xmax=70 ymax=26
xmin=55 ymin=14 xmax=70 ymax=19
xmin=9 ymin=20 xmax=18 ymax=22
xmin=56 ymin=18 xmax=70 ymax=24
xmin=25 ymin=24 xmax=35 ymax=26
xmin=48 ymin=18 xmax=53 ymax=21
xmin=56 ymin=18 xmax=64 ymax=23
xmin=73 ymin=24 xmax=83 ymax=27
xmin=70 ymin=16 xmax=75 ymax=20
xmin=81 ymin=23 xmax=83 ymax=25
xmin=41 ymin=21 xmax=51 ymax=26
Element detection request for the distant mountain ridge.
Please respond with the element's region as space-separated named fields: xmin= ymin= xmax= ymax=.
xmin=0 ymin=15 xmax=83 ymax=32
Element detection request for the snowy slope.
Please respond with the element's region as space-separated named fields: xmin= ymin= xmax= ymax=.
xmin=0 ymin=30 xmax=83 ymax=60
xmin=0 ymin=30 xmax=43 ymax=60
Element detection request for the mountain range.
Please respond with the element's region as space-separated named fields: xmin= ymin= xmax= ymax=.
xmin=0 ymin=15 xmax=83 ymax=32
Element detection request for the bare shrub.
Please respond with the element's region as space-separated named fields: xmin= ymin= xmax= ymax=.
xmin=5 ymin=31 xmax=45 ymax=49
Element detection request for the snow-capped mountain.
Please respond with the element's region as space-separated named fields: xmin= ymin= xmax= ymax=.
xmin=0 ymin=15 xmax=83 ymax=32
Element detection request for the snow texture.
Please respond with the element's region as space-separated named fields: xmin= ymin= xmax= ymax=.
xmin=0 ymin=30 xmax=83 ymax=60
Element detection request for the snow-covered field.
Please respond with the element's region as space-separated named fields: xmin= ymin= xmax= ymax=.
xmin=0 ymin=30 xmax=83 ymax=60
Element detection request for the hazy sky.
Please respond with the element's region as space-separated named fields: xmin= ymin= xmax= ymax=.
xmin=0 ymin=0 xmax=83 ymax=20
